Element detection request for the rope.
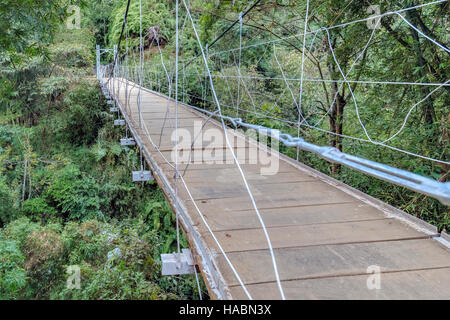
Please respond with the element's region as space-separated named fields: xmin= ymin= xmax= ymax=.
xmin=175 ymin=0 xmax=181 ymax=254
xmin=154 ymin=28 xmax=174 ymax=148
xmin=237 ymin=12 xmax=243 ymax=117
xmin=272 ymin=45 xmax=307 ymax=125
xmin=183 ymin=0 xmax=286 ymax=300
xmin=194 ymin=265 xmax=203 ymax=300
xmin=297 ymin=0 xmax=309 ymax=161
xmin=381 ymin=80 xmax=450 ymax=144
xmin=324 ymin=26 xmax=375 ymax=142
xmin=181 ymin=0 xmax=263 ymax=70
xmin=109 ymin=0 xmax=132 ymax=78
xmin=138 ymin=0 xmax=143 ymax=130
xmin=396 ymin=12 xmax=449 ymax=53
xmin=144 ymin=69 xmax=450 ymax=87
xmin=229 ymin=51 xmax=258 ymax=113
xmin=217 ymin=58 xmax=237 ymax=108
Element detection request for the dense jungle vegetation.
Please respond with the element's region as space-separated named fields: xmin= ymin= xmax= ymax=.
xmin=0 ymin=0 xmax=202 ymax=299
xmin=0 ymin=0 xmax=448 ymax=300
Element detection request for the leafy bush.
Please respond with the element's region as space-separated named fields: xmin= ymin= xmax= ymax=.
xmin=61 ymin=220 xmax=110 ymax=265
xmin=50 ymin=40 xmax=93 ymax=68
xmin=108 ymin=0 xmax=174 ymax=50
xmin=44 ymin=165 xmax=104 ymax=221
xmin=0 ymin=235 xmax=27 ymax=299
xmin=0 ymin=217 xmax=197 ymax=300
xmin=55 ymin=266 xmax=169 ymax=300
xmin=22 ymin=197 xmax=58 ymax=222
xmin=39 ymin=76 xmax=70 ymax=100
xmin=22 ymin=223 xmax=65 ymax=298
xmin=0 ymin=1 xmax=203 ymax=300
xmin=0 ymin=126 xmax=14 ymax=147
xmin=59 ymin=82 xmax=108 ymax=145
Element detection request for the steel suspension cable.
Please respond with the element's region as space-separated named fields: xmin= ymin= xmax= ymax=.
xmin=183 ymin=0 xmax=286 ymax=300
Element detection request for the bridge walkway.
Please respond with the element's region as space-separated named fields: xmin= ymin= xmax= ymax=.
xmin=107 ymin=78 xmax=450 ymax=300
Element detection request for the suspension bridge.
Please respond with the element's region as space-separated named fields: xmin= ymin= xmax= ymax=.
xmin=96 ymin=0 xmax=450 ymax=299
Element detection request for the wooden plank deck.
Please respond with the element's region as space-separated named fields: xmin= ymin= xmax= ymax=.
xmin=107 ymin=78 xmax=450 ymax=300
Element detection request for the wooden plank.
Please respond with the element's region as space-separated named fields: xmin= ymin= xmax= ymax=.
xmin=200 ymin=219 xmax=431 ymax=253
xmin=153 ymin=139 xmax=255 ymax=151
xmin=175 ymin=180 xmax=357 ymax=203
xmin=169 ymin=168 xmax=316 ymax=185
xmin=130 ymin=118 xmax=205 ymax=127
xmin=133 ymin=122 xmax=227 ymax=136
xmin=215 ymin=239 xmax=450 ymax=286
xmin=160 ymin=159 xmax=299 ymax=173
xmin=175 ymin=202 xmax=390 ymax=232
xmin=127 ymin=109 xmax=198 ymax=117
xmin=229 ymin=267 xmax=450 ymax=299
xmin=182 ymin=180 xmax=357 ymax=206
xmin=138 ymin=114 xmax=200 ymax=120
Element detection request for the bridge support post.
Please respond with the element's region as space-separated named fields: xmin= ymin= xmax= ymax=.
xmin=114 ymin=119 xmax=125 ymax=126
xmin=132 ymin=170 xmax=154 ymax=182
xmin=120 ymin=138 xmax=136 ymax=146
xmin=113 ymin=45 xmax=118 ymax=78
xmin=161 ymin=249 xmax=195 ymax=276
xmin=96 ymin=45 xmax=100 ymax=81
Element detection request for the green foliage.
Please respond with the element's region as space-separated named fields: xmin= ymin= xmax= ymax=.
xmin=51 ymin=43 xmax=93 ymax=68
xmin=0 ymin=216 xmax=194 ymax=299
xmin=0 ymin=4 xmax=202 ymax=297
xmin=54 ymin=219 xmax=166 ymax=299
xmin=39 ymin=76 xmax=70 ymax=98
xmin=141 ymin=191 xmax=188 ymax=254
xmin=83 ymin=0 xmax=120 ymax=48
xmin=0 ymin=0 xmax=87 ymax=66
xmin=0 ymin=177 xmax=17 ymax=227
xmin=22 ymin=198 xmax=58 ymax=222
xmin=58 ymin=82 xmax=108 ymax=145
xmin=56 ymin=267 xmax=165 ymax=300
xmin=41 ymin=165 xmax=101 ymax=221
xmin=0 ymin=235 xmax=27 ymax=299
xmin=20 ymin=222 xmax=64 ymax=298
xmin=51 ymin=28 xmax=95 ymax=68
xmin=6 ymin=0 xmax=448 ymax=302
xmin=108 ymin=0 xmax=174 ymax=51
xmin=0 ymin=0 xmax=203 ymax=300
xmin=0 ymin=72 xmax=200 ymax=300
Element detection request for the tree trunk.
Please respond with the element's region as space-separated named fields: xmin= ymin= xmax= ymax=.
xmin=328 ymin=65 xmax=346 ymax=174
xmin=406 ymin=9 xmax=436 ymax=127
